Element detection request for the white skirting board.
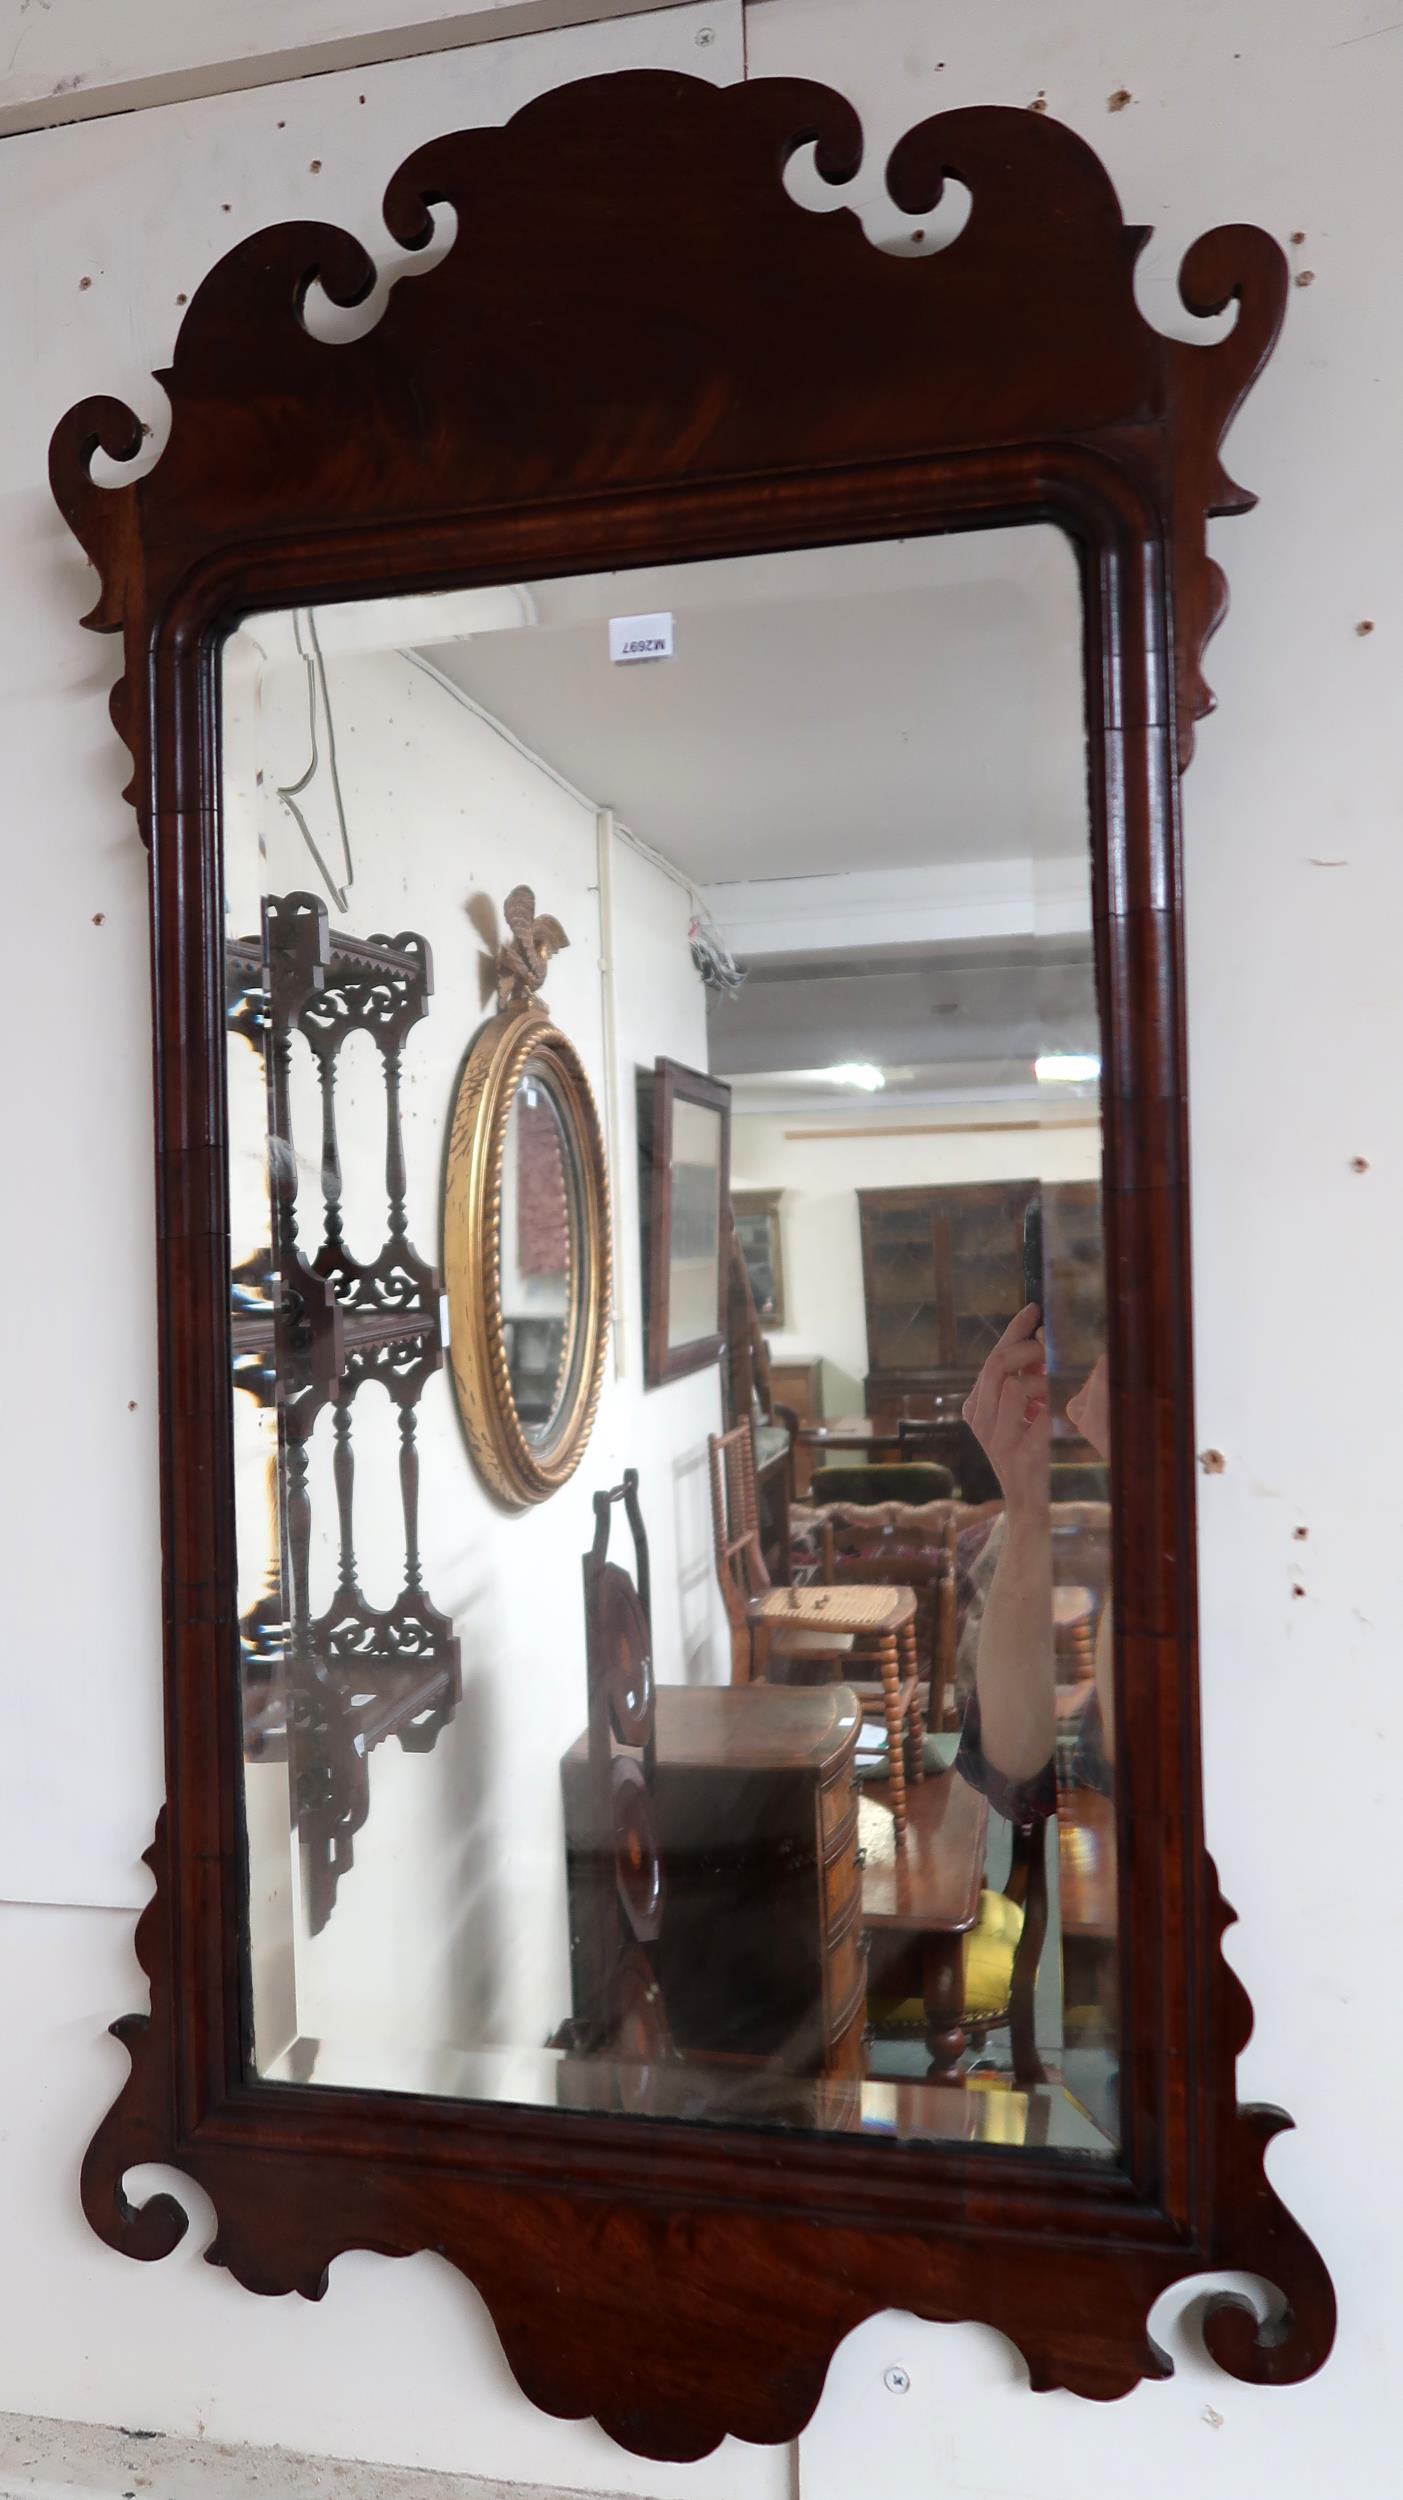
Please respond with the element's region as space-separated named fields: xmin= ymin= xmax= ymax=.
xmin=0 ymin=2415 xmax=632 ymax=2500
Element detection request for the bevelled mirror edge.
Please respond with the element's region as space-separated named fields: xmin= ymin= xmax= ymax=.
xmin=50 ymin=67 xmax=1333 ymax=2459
xmin=223 ymin=532 xmax=1126 ymax=2140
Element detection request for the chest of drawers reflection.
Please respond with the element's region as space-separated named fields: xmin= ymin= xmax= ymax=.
xmin=561 ymin=1683 xmax=864 ymax=2079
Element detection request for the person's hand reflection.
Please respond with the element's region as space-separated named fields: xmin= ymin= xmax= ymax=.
xmin=961 ymin=1301 xmax=1050 ymax=1516
xmin=1066 ymin=1353 xmax=1110 ymax=1461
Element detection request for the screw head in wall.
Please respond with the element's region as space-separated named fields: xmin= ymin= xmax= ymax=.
xmin=883 ymin=2365 xmax=911 ymax=2395
xmin=695 ymin=24 xmax=715 ymax=43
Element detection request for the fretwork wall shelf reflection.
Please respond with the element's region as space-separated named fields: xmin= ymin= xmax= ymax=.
xmin=227 ymin=889 xmax=461 ymax=1933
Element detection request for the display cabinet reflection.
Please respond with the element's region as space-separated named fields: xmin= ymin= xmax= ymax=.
xmin=224 ymin=526 xmax=1117 ymax=2149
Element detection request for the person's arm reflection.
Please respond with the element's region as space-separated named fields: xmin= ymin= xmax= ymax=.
xmin=954 ymin=1309 xmax=1112 ymax=1820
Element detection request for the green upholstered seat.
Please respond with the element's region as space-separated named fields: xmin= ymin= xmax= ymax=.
xmin=808 ymin=1461 xmax=956 ymax=1508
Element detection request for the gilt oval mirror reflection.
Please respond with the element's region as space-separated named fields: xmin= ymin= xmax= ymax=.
xmin=224 ymin=525 xmax=1116 ymax=2152
xmin=441 ymin=977 xmax=611 ymax=1513
xmin=498 ymin=1053 xmax=588 ymax=1449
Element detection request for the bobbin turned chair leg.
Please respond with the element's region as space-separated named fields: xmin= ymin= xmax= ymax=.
xmin=873 ymin=1630 xmax=908 ymax=1842
xmin=899 ymin=1617 xmax=925 ymax=1783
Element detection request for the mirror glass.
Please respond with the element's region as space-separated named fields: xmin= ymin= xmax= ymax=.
xmin=665 ymin=1094 xmax=724 ymax=1351
xmin=223 ymin=524 xmax=1117 ymax=2153
xmin=501 ymin=1055 xmax=584 ymax=1447
xmin=733 ymin=1192 xmax=784 ymax=1326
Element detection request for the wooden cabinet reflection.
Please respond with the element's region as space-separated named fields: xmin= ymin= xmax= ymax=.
xmin=562 ymin=1683 xmax=867 ymax=2078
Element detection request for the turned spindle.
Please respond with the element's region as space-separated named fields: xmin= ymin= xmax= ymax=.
xmin=398 ymin=1404 xmax=423 ymax=1594
xmin=331 ymin=1399 xmax=358 ymax=1599
xmin=316 ymin=1045 xmax=344 ymax=1252
xmin=382 ymin=1044 xmax=408 ymax=1243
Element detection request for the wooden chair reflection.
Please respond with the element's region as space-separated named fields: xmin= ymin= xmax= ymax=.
xmin=707 ymin=1420 xmax=924 ymax=1840
xmin=570 ymin=1468 xmax=672 ymax=2065
xmin=723 ymin=1217 xmax=793 ymax=1579
xmin=865 ymin=1805 xmax=1050 ymax=2089
xmin=812 ymin=1495 xmax=960 ymax=1731
xmin=957 ymin=1506 xmax=1106 ymax=2082
xmin=966 ymin=1820 xmax=1050 ymax=2086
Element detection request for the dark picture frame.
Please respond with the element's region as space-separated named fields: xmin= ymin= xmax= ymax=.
xmin=638 ymin=1057 xmax=732 ymax=1387
xmin=50 ymin=69 xmax=1332 ymax=2462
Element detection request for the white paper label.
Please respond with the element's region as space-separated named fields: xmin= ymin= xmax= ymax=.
xmin=609 ymin=612 xmax=674 ymax=663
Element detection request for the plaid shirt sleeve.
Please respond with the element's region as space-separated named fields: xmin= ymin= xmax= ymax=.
xmin=955 ymin=1688 xmax=1112 ymax=1825
xmin=953 ymin=1691 xmax=1058 ymax=1828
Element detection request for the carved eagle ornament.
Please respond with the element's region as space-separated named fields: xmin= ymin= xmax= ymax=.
xmin=496 ymin=884 xmax=570 ymax=1010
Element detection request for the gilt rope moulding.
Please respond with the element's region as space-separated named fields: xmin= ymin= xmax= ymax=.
xmin=443 ymin=885 xmax=611 ymax=1507
xmin=49 ymin=68 xmax=1333 ymax=2459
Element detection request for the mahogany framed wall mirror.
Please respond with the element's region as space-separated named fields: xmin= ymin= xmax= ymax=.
xmin=639 ymin=1057 xmax=732 ymax=1386
xmin=51 ymin=69 xmax=1334 ymax=2459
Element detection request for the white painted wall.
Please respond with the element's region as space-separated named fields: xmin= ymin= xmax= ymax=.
xmin=222 ymin=624 xmax=728 ymax=2077
xmin=2 ymin=3 xmax=1400 ymax=2496
xmin=732 ymin=1114 xmax=1102 ymax=1402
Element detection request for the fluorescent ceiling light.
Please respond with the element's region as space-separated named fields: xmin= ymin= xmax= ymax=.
xmin=1034 ymin=1052 xmax=1101 ymax=1083
xmin=824 ymin=1062 xmax=886 ymax=1092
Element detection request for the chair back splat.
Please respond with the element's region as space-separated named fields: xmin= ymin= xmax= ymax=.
xmin=707 ymin=1420 xmax=771 ymax=1684
xmin=572 ymin=1469 xmax=671 ymax=2062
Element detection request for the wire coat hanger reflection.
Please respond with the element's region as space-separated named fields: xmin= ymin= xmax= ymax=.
xmin=276 ymin=607 xmax=355 ymax=911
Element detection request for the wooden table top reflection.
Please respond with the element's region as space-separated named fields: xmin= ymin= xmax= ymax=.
xmin=858 ymin=1765 xmax=990 ymax=2076
xmin=563 ymin=1681 xmax=862 ymax=1777
xmin=858 ymin=1767 xmax=988 ymax=1935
